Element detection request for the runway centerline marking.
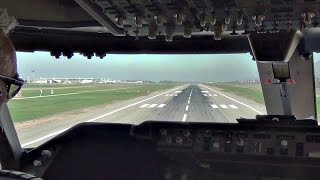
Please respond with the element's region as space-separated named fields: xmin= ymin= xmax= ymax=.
xmin=187 ymin=100 xmax=190 ymax=104
xmin=182 ymin=114 xmax=187 ymax=122
xmin=186 ymin=105 xmax=189 ymax=111
xmin=21 ymin=84 xmax=187 ymax=147
xmin=188 ymin=97 xmax=191 ymax=100
xmin=200 ymin=84 xmax=263 ymax=115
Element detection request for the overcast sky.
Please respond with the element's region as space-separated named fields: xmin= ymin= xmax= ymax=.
xmin=16 ymin=51 xmax=320 ymax=82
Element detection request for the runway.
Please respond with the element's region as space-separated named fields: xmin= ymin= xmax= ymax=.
xmin=16 ymin=84 xmax=266 ymax=147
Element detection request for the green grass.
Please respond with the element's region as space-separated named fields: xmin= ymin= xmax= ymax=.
xmin=208 ymin=83 xmax=320 ymax=115
xmin=8 ymin=84 xmax=178 ymax=123
xmin=208 ymin=83 xmax=265 ymax=104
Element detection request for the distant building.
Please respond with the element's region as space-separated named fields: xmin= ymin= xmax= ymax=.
xmin=30 ymin=77 xmax=149 ymax=84
xmin=80 ymin=80 xmax=94 ymax=84
xmin=34 ymin=80 xmax=48 ymax=84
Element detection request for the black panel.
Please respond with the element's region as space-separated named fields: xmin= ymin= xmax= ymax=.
xmin=19 ymin=121 xmax=320 ymax=180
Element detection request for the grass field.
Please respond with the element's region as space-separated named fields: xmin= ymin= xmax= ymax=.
xmin=208 ymin=83 xmax=320 ymax=115
xmin=208 ymin=83 xmax=265 ymax=105
xmin=8 ymin=83 xmax=178 ymax=123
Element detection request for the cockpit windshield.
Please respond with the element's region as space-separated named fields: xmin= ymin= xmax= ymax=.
xmin=6 ymin=52 xmax=319 ymax=148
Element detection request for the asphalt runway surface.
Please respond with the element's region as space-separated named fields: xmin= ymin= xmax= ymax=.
xmin=16 ymin=84 xmax=265 ymax=148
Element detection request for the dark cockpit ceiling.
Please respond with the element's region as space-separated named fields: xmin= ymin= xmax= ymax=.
xmin=3 ymin=0 xmax=320 ymax=55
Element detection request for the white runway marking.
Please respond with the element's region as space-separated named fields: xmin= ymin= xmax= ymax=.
xmin=21 ymin=129 xmax=68 ymax=148
xmin=200 ymin=84 xmax=263 ymax=115
xmin=220 ymin=104 xmax=228 ymax=109
xmin=201 ymin=91 xmax=209 ymax=93
xmin=13 ymin=87 xmax=131 ymax=100
xmin=175 ymin=91 xmax=182 ymax=93
xmin=203 ymin=94 xmax=207 ymax=96
xmin=209 ymin=94 xmax=212 ymax=96
xmin=139 ymin=104 xmax=150 ymax=108
xmin=211 ymin=104 xmax=239 ymax=110
xmin=211 ymin=104 xmax=219 ymax=109
xmin=21 ymin=85 xmax=187 ymax=147
xmin=158 ymin=104 xmax=166 ymax=108
xmin=186 ymin=105 xmax=189 ymax=111
xmin=229 ymin=105 xmax=239 ymax=109
xmin=140 ymin=103 xmax=167 ymax=108
xmin=187 ymin=100 xmax=190 ymax=104
xmin=182 ymin=114 xmax=187 ymax=122
xmin=188 ymin=97 xmax=191 ymax=100
xmin=148 ymin=104 xmax=158 ymax=108
xmin=166 ymin=93 xmax=179 ymax=96
xmin=214 ymin=94 xmax=218 ymax=97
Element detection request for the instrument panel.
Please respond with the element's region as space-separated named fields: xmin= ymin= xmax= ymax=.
xmin=20 ymin=119 xmax=320 ymax=180
xmin=156 ymin=128 xmax=320 ymax=158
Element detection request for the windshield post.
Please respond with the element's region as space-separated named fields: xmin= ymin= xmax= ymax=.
xmin=249 ymin=31 xmax=317 ymax=119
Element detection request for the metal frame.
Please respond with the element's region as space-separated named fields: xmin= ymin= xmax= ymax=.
xmin=74 ymin=0 xmax=125 ymax=35
xmin=0 ymin=104 xmax=22 ymax=170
